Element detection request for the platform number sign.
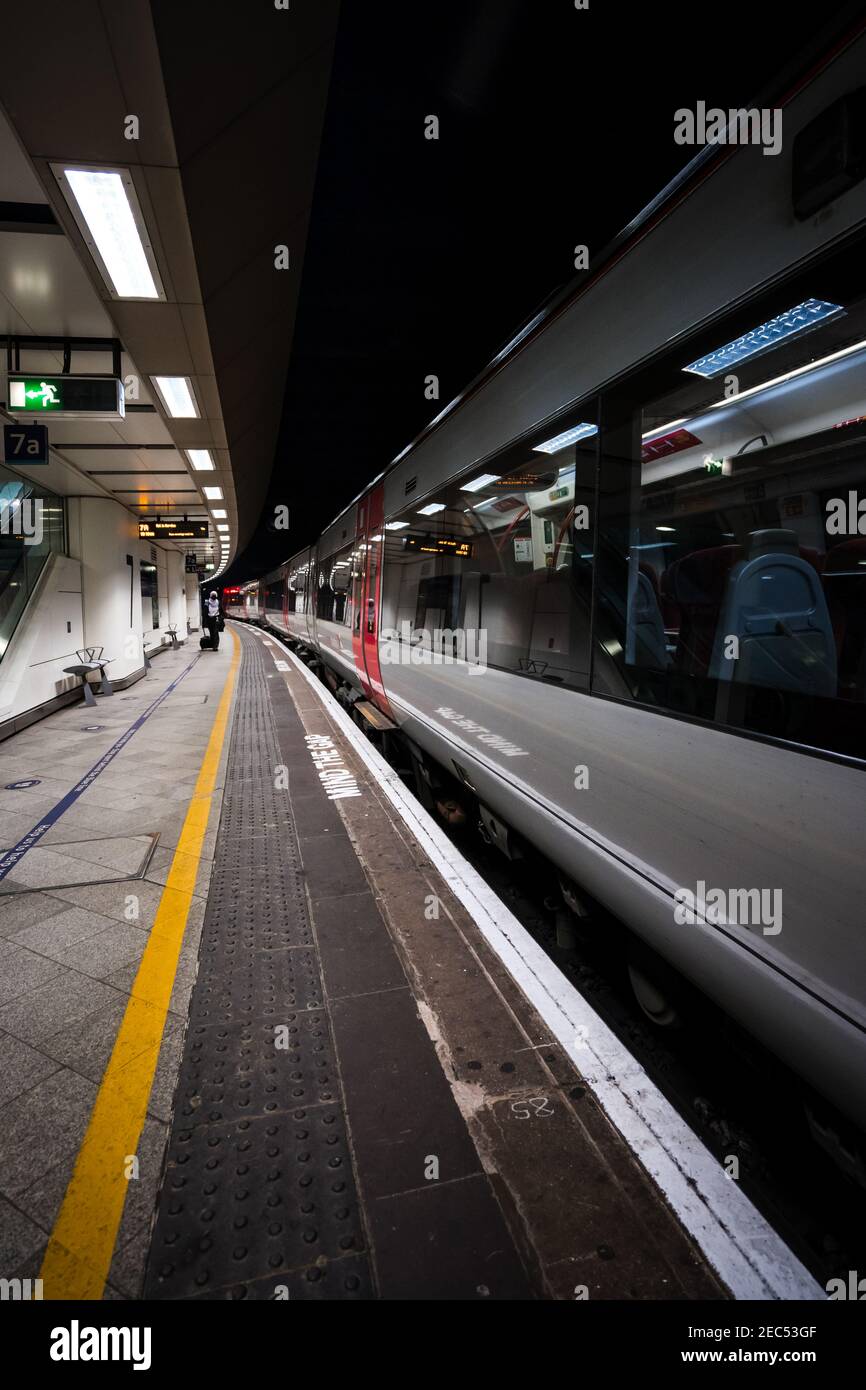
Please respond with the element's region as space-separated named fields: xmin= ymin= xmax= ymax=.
xmin=3 ymin=423 xmax=48 ymax=465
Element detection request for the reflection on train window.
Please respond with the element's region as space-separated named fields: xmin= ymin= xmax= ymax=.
xmin=594 ymin=273 xmax=866 ymax=759
xmin=287 ymin=563 xmax=308 ymax=614
xmin=380 ymin=434 xmax=596 ymax=687
xmin=139 ymin=562 xmax=159 ymax=631
xmin=264 ymin=579 xmax=282 ymax=617
xmin=316 ymin=544 xmax=353 ymax=625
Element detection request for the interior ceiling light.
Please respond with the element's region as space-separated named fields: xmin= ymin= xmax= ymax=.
xmin=459 ymin=473 xmax=501 ymax=493
xmin=643 ymin=337 xmax=866 ymax=448
xmin=211 ymin=509 xmax=227 ymax=518
xmin=55 ymin=166 xmax=163 ymax=300
xmin=707 ymin=335 xmax=866 ymax=409
xmin=152 ymin=376 xmax=199 ymax=419
xmin=385 ymin=521 xmax=409 ymax=530
xmin=642 ymin=418 xmax=688 ymax=439
xmin=187 ymin=449 xmax=214 ymax=471
xmin=203 ymin=486 xmax=223 ymax=500
xmin=533 ymin=423 xmax=598 ymax=454
xmin=417 ymin=503 xmax=446 ymax=515
xmin=683 ymin=298 xmax=844 ymax=378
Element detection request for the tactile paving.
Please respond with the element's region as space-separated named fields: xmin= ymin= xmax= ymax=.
xmin=146 ymin=1109 xmax=365 ymax=1300
xmin=145 ymin=631 xmax=372 ymax=1299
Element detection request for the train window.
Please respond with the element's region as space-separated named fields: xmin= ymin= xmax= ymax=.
xmin=265 ymin=580 xmax=282 ymax=611
xmin=593 ymin=242 xmax=866 ymax=761
xmin=315 ymin=544 xmax=353 ymax=625
xmin=380 ymin=429 xmax=596 ymax=687
xmin=350 ymin=542 xmax=365 ymax=633
xmin=287 ymin=563 xmax=308 ymax=614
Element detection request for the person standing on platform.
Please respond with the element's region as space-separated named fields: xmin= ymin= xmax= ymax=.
xmin=204 ymin=589 xmax=222 ymax=651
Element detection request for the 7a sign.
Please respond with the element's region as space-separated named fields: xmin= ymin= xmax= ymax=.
xmin=3 ymin=423 xmax=48 ymax=465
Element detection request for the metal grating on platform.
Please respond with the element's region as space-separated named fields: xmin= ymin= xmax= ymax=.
xmin=144 ymin=631 xmax=373 ymax=1300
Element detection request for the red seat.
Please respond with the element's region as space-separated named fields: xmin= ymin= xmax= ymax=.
xmin=662 ymin=545 xmax=740 ymax=677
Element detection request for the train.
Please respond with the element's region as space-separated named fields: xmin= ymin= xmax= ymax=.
xmin=226 ymin=21 xmax=866 ymax=1174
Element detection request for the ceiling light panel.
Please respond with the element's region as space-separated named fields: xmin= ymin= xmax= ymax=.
xmin=53 ymin=165 xmax=165 ymax=301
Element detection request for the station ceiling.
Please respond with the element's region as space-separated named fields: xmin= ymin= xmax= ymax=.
xmin=0 ymin=0 xmax=339 ymax=577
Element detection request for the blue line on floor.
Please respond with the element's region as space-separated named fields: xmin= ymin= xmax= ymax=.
xmin=0 ymin=653 xmax=201 ymax=882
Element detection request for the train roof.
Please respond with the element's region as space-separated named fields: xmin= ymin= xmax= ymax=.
xmin=270 ymin=7 xmax=866 ymax=575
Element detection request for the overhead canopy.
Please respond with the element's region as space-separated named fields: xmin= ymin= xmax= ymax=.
xmin=0 ymin=0 xmax=338 ymax=575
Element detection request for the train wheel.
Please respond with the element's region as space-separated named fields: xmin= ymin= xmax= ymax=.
xmin=626 ymin=948 xmax=683 ymax=1029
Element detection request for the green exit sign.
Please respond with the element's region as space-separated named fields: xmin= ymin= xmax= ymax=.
xmin=7 ymin=374 xmax=125 ymax=420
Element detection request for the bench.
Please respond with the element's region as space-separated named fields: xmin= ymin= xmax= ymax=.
xmin=164 ymin=624 xmax=181 ymax=651
xmin=62 ymin=646 xmax=114 ymax=708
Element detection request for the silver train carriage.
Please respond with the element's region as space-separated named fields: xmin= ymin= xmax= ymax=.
xmin=226 ymin=25 xmax=866 ymax=1159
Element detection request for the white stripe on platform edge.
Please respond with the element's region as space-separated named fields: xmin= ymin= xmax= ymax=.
xmin=260 ymin=627 xmax=823 ymax=1302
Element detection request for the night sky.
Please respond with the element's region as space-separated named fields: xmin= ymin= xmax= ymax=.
xmin=225 ymin=0 xmax=860 ymax=582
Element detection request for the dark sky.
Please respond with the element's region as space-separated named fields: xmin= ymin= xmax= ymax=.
xmin=225 ymin=0 xmax=861 ymax=582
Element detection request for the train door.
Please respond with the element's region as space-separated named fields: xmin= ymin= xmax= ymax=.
xmin=301 ymin=548 xmax=315 ymax=647
xmin=308 ymin=545 xmax=321 ymax=651
xmin=352 ymin=485 xmax=394 ymax=716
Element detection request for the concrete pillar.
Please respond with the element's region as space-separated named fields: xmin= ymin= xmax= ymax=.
xmin=67 ymin=497 xmax=181 ymax=680
xmin=185 ymin=574 xmax=201 ymax=632
xmin=68 ymin=497 xmax=142 ymax=680
xmin=166 ymin=551 xmax=186 ymax=639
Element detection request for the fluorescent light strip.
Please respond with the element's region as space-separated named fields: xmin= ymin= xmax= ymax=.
xmin=187 ymin=449 xmax=214 ymax=471
xmin=385 ymin=521 xmax=409 ymax=530
xmin=211 ymin=509 xmax=227 ymax=519
xmin=707 ymin=336 xmax=866 ymax=410
xmin=459 ymin=473 xmax=501 ymax=493
xmin=683 ymin=298 xmax=844 ymax=378
xmin=63 ymin=168 xmax=159 ymax=299
xmin=418 ymin=502 xmax=446 ymax=515
xmin=642 ymin=338 xmax=866 ymax=441
xmin=533 ymin=422 xmax=598 ymax=454
xmin=642 ymin=417 xmax=688 ymax=440
xmin=152 ymin=376 xmax=199 ymax=419
xmin=203 ymin=486 xmax=223 ymax=500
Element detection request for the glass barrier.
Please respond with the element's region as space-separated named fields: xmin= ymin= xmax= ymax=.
xmin=0 ymin=461 xmax=66 ymax=662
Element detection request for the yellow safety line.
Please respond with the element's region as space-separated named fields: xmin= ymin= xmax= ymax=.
xmin=39 ymin=628 xmax=241 ymax=1299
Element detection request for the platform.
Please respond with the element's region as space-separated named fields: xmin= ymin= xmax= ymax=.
xmin=0 ymin=624 xmax=728 ymax=1300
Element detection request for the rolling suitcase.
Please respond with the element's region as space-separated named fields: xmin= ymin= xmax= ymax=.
xmin=200 ymin=634 xmax=213 ymax=650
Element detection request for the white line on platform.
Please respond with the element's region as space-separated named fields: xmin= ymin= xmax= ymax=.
xmin=260 ymin=626 xmax=824 ymax=1302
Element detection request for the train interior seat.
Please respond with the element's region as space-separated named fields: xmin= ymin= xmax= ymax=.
xmin=629 ymin=566 xmax=671 ymax=670
xmin=708 ymin=528 xmax=837 ymax=696
xmin=661 ymin=545 xmax=740 ymax=677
